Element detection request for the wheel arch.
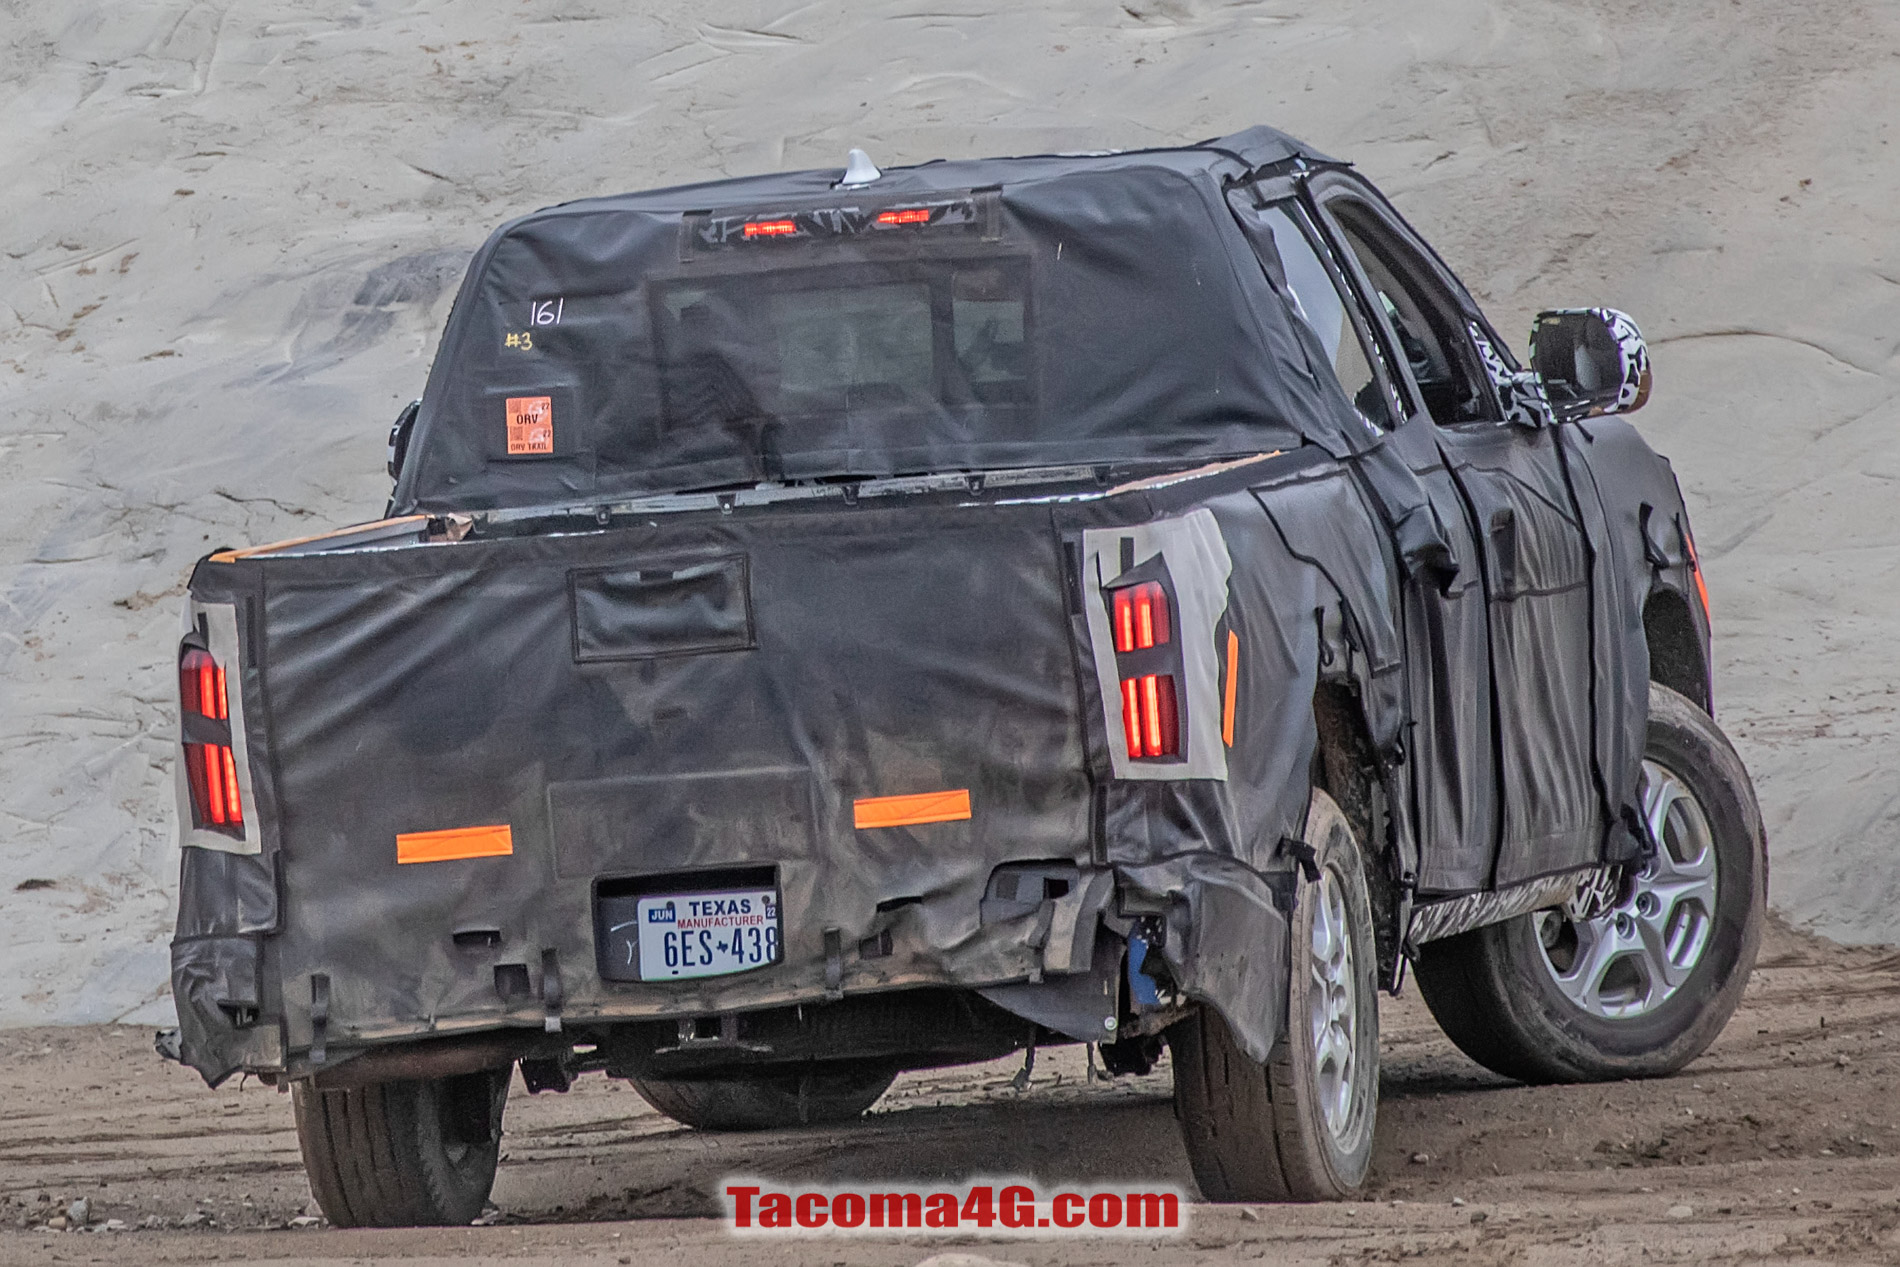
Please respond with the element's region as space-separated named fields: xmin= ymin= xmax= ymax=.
xmin=1643 ymin=588 xmax=1710 ymax=714
xmin=1311 ymin=681 xmax=1404 ymax=989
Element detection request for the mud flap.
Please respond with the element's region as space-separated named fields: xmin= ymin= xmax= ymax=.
xmin=1119 ymin=855 xmax=1291 ymax=1065
xmin=173 ymin=841 xmax=283 ymax=1084
xmin=978 ymin=871 xmax=1122 ymax=1041
xmin=170 ymin=935 xmax=277 ymax=1086
xmin=978 ymin=933 xmax=1124 ymax=1043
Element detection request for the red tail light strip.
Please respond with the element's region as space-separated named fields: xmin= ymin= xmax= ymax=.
xmin=1121 ymin=678 xmax=1142 ymax=757
xmin=1111 ymin=580 xmax=1183 ymax=761
xmin=220 ymin=747 xmax=242 ymax=824
xmin=742 ymin=219 xmax=798 ymax=238
xmin=1121 ymin=673 xmax=1180 ymax=759
xmin=180 ymin=646 xmax=244 ymax=835
xmin=205 ymin=746 xmax=227 ymax=823
xmin=875 ymin=207 xmax=932 ymax=226
xmin=1142 ymin=675 xmax=1163 ymax=754
xmin=1111 ymin=581 xmax=1171 ymax=653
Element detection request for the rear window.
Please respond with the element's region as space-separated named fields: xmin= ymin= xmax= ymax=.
xmin=652 ymin=258 xmax=1030 ymax=437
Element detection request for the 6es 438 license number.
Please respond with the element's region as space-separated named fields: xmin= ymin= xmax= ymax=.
xmin=629 ymin=888 xmax=781 ymax=981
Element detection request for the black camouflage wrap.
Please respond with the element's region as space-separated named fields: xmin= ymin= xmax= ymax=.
xmin=391 ymin=128 xmax=1391 ymax=514
xmin=170 ymin=129 xmax=1710 ymax=1088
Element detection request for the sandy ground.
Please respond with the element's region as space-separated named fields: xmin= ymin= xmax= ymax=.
xmin=2 ymin=5 xmax=1898 ymax=1262
xmin=3 ymin=919 xmax=1900 ymax=1265
xmin=1 ymin=0 xmax=1899 ymax=1027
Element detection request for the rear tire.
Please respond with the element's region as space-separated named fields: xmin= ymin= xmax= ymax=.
xmin=1413 ymin=684 xmax=1765 ymax=1082
xmin=292 ymin=1066 xmax=510 ymax=1228
xmin=628 ymin=1062 xmax=897 ymax=1131
xmin=1167 ymin=789 xmax=1380 ymax=1201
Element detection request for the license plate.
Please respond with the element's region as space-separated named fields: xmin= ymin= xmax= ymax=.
xmin=622 ymin=888 xmax=780 ymax=981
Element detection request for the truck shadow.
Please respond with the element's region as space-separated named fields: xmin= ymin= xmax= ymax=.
xmin=492 ymin=1046 xmax=1191 ymax=1221
xmin=492 ymin=995 xmax=1518 ymax=1224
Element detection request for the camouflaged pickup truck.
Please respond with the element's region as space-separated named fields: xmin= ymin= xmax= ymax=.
xmin=165 ymin=126 xmax=1764 ymax=1224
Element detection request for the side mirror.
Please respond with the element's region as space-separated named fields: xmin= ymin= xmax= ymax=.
xmin=386 ymin=399 xmax=420 ymax=482
xmin=1530 ymin=308 xmax=1651 ymax=421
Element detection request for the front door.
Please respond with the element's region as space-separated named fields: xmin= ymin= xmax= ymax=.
xmin=1310 ymin=179 xmax=1603 ymax=887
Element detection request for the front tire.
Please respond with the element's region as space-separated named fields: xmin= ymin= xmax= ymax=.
xmin=1168 ymin=789 xmax=1381 ymax=1202
xmin=292 ymin=1066 xmax=509 ymax=1227
xmin=1414 ymin=683 xmax=1765 ymax=1082
xmin=628 ymin=1062 xmax=897 ymax=1131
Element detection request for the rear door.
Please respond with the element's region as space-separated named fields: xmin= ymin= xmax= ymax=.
xmin=1227 ymin=186 xmax=1497 ymax=896
xmin=1308 ymin=176 xmax=1604 ymax=887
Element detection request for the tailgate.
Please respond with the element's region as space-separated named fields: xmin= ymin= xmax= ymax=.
xmin=200 ymin=500 xmax=1093 ymax=1055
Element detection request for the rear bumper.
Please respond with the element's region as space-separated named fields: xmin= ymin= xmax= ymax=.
xmin=178 ymin=858 xmax=1120 ymax=1083
xmin=173 ymin=848 xmax=1291 ymax=1087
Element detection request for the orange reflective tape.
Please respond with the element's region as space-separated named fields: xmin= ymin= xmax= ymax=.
xmin=1684 ymin=531 xmax=1712 ymax=626
xmin=1222 ymin=629 xmax=1240 ymax=747
xmin=853 ymin=789 xmax=972 ymax=830
xmin=396 ymin=824 xmax=514 ymax=864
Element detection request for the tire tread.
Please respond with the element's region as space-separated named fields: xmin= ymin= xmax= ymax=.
xmin=1414 ymin=684 xmax=1765 ymax=1084
xmin=1167 ymin=790 xmax=1379 ymax=1203
xmin=292 ymin=1070 xmax=507 ymax=1228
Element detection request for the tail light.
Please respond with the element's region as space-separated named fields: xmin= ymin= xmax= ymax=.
xmin=1107 ymin=579 xmax=1182 ymax=761
xmin=180 ymin=646 xmax=244 ymax=838
xmin=875 ymin=207 xmax=933 ymax=226
xmin=1112 ymin=581 xmax=1171 ymax=653
xmin=1120 ymin=673 xmax=1180 ymax=758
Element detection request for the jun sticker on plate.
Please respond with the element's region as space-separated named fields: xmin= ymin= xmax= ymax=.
xmin=505 ymin=394 xmax=553 ymax=455
xmin=628 ymin=888 xmax=780 ymax=981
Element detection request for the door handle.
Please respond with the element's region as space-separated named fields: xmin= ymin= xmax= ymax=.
xmin=1489 ymin=506 xmax=1518 ymax=594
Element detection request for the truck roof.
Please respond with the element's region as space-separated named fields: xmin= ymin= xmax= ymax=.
xmin=393 ymin=125 xmax=1367 ymax=514
xmin=500 ymin=125 xmax=1334 ymax=219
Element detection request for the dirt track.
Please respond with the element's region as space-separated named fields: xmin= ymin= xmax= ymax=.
xmin=6 ymin=0 xmax=1900 ymax=1034
xmin=4 ymin=918 xmax=1899 ymax=1265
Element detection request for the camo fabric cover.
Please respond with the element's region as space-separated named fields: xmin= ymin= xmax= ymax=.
xmin=1469 ymin=321 xmax=1553 ymax=429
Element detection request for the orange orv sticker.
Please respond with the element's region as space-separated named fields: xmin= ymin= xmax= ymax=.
xmin=396 ymin=824 xmax=515 ymax=864
xmin=853 ymin=789 xmax=973 ymax=830
xmin=506 ymin=395 xmax=553 ymax=455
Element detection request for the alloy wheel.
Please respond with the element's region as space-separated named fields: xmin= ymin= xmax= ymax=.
xmin=1533 ymin=760 xmax=1719 ymax=1019
xmin=1309 ymin=866 xmax=1358 ymax=1137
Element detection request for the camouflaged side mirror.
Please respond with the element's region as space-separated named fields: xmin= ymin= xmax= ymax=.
xmin=386 ymin=398 xmax=420 ymax=483
xmin=1530 ymin=308 xmax=1652 ymax=422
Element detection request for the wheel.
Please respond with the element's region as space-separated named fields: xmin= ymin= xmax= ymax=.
xmin=292 ymin=1066 xmax=509 ymax=1228
xmin=1413 ymin=683 xmax=1765 ymax=1082
xmin=628 ymin=1062 xmax=897 ymax=1131
xmin=1167 ymin=789 xmax=1381 ymax=1202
